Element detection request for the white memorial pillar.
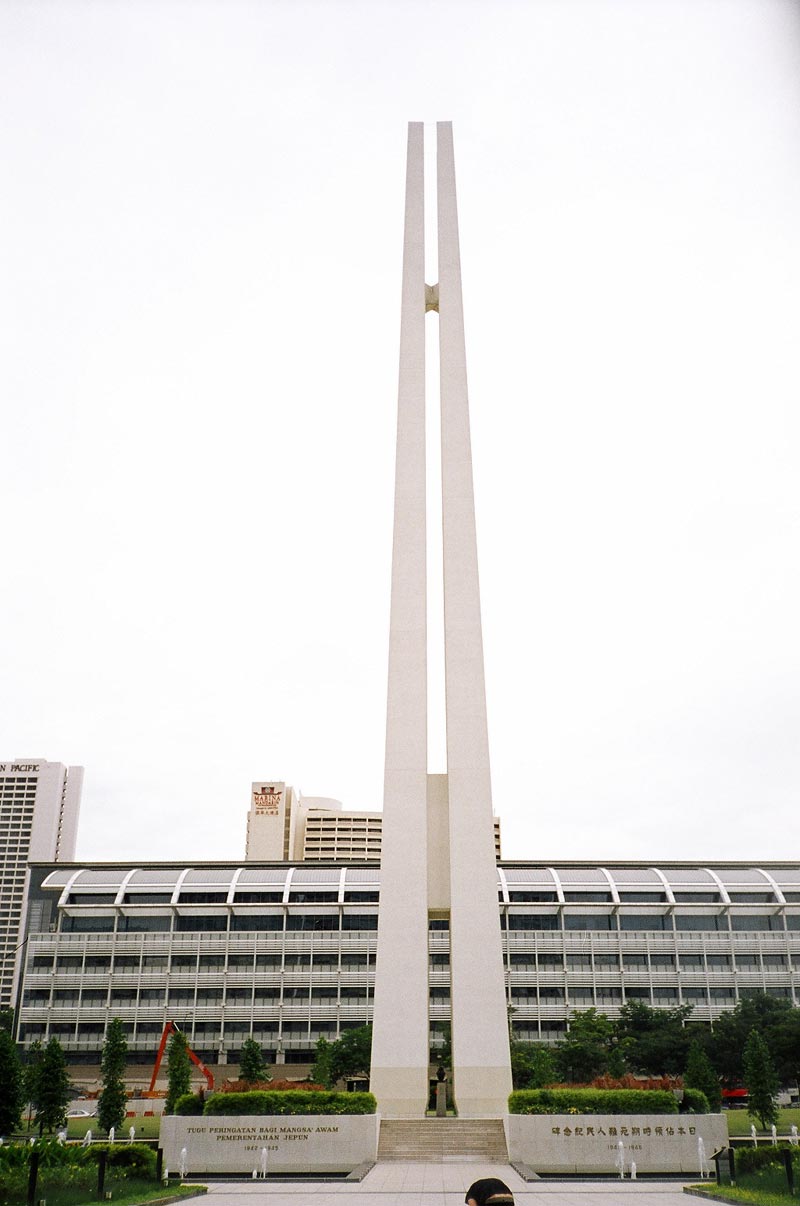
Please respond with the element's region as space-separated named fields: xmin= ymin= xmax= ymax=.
xmin=370 ymin=122 xmax=431 ymax=1117
xmin=437 ymin=121 xmax=512 ymax=1117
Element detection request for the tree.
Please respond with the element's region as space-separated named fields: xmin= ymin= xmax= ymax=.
xmin=239 ymin=1037 xmax=268 ymax=1083
xmin=23 ymin=1040 xmax=44 ymax=1128
xmin=0 ymin=1007 xmax=15 ymax=1034
xmin=311 ymin=1036 xmax=334 ymax=1089
xmin=165 ymin=1030 xmax=192 ymax=1114
xmin=615 ymin=1002 xmax=694 ymax=1076
xmin=743 ymin=1029 xmax=779 ymax=1131
xmin=709 ymin=994 xmax=796 ymax=1085
xmin=555 ymin=1010 xmax=616 ymax=1082
xmin=511 ymin=1042 xmax=556 ymax=1090
xmin=324 ymin=1025 xmax=372 ymax=1087
xmin=0 ymin=1028 xmax=24 ymax=1135
xmin=684 ymin=1040 xmax=722 ymax=1112
xmin=98 ymin=1018 xmax=128 ymax=1134
xmin=36 ymin=1038 xmax=71 ymax=1134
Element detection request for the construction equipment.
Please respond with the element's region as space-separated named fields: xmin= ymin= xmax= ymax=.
xmin=145 ymin=1021 xmax=214 ymax=1096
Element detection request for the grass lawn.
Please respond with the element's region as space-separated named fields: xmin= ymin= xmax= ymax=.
xmin=65 ymin=1113 xmax=162 ymax=1140
xmin=688 ymin=1172 xmax=796 ymax=1204
xmin=724 ymin=1109 xmax=800 ymax=1137
xmin=1 ymin=1177 xmax=203 ymax=1206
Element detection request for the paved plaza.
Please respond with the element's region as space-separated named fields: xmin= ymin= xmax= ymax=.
xmin=197 ymin=1163 xmax=701 ymax=1206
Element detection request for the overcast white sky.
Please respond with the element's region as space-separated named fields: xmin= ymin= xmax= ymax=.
xmin=1 ymin=0 xmax=799 ymax=865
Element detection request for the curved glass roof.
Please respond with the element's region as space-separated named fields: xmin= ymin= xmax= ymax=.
xmin=40 ymin=863 xmax=800 ymax=899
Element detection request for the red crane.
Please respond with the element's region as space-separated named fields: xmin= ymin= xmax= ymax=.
xmin=145 ymin=1021 xmax=215 ymax=1096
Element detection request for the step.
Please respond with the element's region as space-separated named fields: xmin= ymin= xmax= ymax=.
xmin=378 ymin=1118 xmax=508 ymax=1162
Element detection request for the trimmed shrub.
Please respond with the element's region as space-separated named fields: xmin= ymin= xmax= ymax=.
xmin=175 ymin=1091 xmax=205 ymax=1115
xmin=508 ymin=1088 xmax=680 ymax=1115
xmin=681 ymin=1088 xmax=710 ymax=1114
xmin=85 ymin=1142 xmax=158 ymax=1177
xmin=203 ymin=1090 xmax=376 ymax=1116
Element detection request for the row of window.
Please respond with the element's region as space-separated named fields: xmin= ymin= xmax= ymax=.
xmin=32 ymin=952 xmax=377 ymax=972
xmin=500 ymin=913 xmax=797 ymax=932
xmin=25 ymin=986 xmax=376 ymax=1006
xmin=67 ymin=891 xmax=380 ymax=906
xmin=60 ymin=913 xmax=379 ymax=933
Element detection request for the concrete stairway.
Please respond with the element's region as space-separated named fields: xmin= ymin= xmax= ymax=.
xmin=378 ymin=1118 xmax=508 ymax=1163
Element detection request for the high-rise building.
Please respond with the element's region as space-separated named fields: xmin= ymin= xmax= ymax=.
xmin=370 ymin=123 xmax=512 ymax=1118
xmin=0 ymin=758 xmax=82 ymax=1009
xmin=244 ymin=781 xmax=501 ymax=862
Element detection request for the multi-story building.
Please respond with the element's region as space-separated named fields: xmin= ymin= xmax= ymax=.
xmin=245 ymin=782 xmax=501 ymax=862
xmin=15 ymin=859 xmax=800 ymax=1086
xmin=0 ymin=759 xmax=82 ymax=1010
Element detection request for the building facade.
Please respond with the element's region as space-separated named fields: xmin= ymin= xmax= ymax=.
xmin=0 ymin=758 xmax=82 ymax=1009
xmin=16 ymin=860 xmax=800 ymax=1086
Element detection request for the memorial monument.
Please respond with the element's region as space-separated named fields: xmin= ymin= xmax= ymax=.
xmin=370 ymin=123 xmax=513 ymax=1118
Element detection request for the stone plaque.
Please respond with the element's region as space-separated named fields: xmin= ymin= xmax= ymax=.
xmin=505 ymin=1113 xmax=728 ymax=1175
xmin=160 ymin=1113 xmax=378 ymax=1175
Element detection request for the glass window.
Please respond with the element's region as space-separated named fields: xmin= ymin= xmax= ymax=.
xmin=508 ymin=891 xmax=558 ymax=903
xmin=61 ymin=915 xmax=114 ymax=932
xmin=175 ymin=915 xmax=228 ymax=932
xmin=618 ymin=892 xmax=667 ymax=903
xmin=230 ymin=915 xmax=283 ymax=931
xmin=507 ymin=914 xmax=559 ymax=931
xmin=563 ymin=892 xmax=612 ymax=903
xmin=179 ymin=892 xmax=228 ymax=904
xmin=342 ymin=914 xmax=378 ymax=931
xmin=286 ymin=914 xmax=338 ymax=931
xmin=675 ymin=915 xmax=726 ymax=931
xmin=564 ymin=914 xmax=614 ymax=931
xmin=619 ymin=914 xmax=669 ymax=931
xmin=118 ymin=915 xmax=171 ymax=932
xmin=730 ymin=915 xmax=778 ymax=931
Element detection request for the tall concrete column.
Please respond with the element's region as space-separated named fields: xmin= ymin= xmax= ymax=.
xmin=370 ymin=122 xmax=431 ymax=1117
xmin=437 ymin=121 xmax=513 ymax=1117
xmin=372 ymin=122 xmax=512 ymax=1121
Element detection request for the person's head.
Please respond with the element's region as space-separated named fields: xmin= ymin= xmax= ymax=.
xmin=464 ymin=1180 xmax=515 ymax=1206
xmin=466 ymin=1197 xmax=514 ymax=1206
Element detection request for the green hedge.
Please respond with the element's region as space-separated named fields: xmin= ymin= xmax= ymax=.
xmin=735 ymin=1145 xmax=799 ymax=1175
xmin=509 ymin=1088 xmax=681 ymax=1115
xmin=85 ymin=1143 xmax=158 ymax=1177
xmin=0 ymin=1141 xmax=156 ymax=1179
xmin=203 ymin=1090 xmax=377 ymax=1116
xmin=681 ymin=1088 xmax=710 ymax=1114
xmin=175 ymin=1091 xmax=206 ymax=1115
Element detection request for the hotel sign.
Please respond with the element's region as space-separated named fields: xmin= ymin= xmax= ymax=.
xmin=253 ymin=784 xmax=282 ymax=815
